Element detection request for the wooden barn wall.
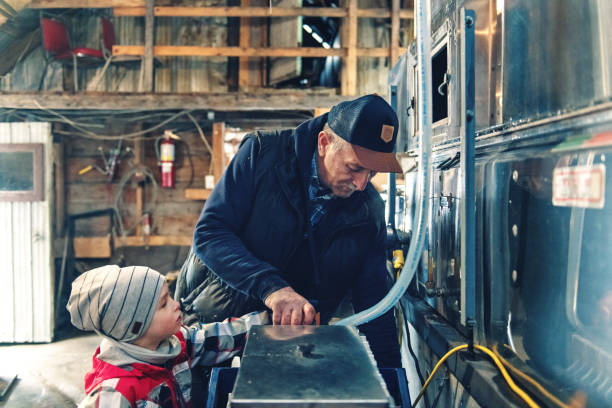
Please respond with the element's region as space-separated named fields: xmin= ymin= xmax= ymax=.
xmin=61 ymin=126 xmax=212 ymax=239
xmin=1 ymin=0 xmax=411 ymax=94
xmin=356 ymin=0 xmax=414 ymax=96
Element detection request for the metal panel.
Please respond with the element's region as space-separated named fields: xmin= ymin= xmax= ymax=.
xmin=29 ymin=122 xmax=54 ymax=342
xmin=0 ymin=125 xmax=14 ymax=342
xmin=229 ymin=325 xmax=393 ymax=407
xmin=501 ymin=0 xmax=612 ymax=123
xmin=0 ymin=122 xmax=52 ymax=343
xmin=459 ymin=8 xmax=476 ymax=327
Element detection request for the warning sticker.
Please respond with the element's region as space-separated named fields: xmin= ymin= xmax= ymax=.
xmin=552 ymin=164 xmax=606 ymax=209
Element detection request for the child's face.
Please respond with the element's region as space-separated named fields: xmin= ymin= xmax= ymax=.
xmin=134 ymin=282 xmax=182 ymax=350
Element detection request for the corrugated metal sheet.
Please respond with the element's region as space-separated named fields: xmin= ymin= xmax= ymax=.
xmin=0 ymin=122 xmax=53 ymax=343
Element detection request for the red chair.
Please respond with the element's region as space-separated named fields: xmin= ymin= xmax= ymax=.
xmin=40 ymin=17 xmax=104 ymax=91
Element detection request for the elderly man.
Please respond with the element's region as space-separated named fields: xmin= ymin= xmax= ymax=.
xmin=176 ymin=94 xmax=403 ymax=368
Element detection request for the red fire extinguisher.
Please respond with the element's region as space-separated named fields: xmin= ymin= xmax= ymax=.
xmin=158 ymin=130 xmax=179 ymax=188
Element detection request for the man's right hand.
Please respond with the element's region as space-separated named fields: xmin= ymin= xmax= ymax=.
xmin=264 ymin=286 xmax=316 ymax=325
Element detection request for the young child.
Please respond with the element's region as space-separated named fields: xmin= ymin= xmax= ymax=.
xmin=67 ymin=265 xmax=268 ymax=408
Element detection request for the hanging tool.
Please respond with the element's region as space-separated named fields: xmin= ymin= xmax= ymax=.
xmin=78 ymin=139 xmax=131 ymax=182
xmin=106 ymin=139 xmax=122 ymax=182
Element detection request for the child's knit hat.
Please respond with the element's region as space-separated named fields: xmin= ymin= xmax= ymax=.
xmin=66 ymin=265 xmax=164 ymax=342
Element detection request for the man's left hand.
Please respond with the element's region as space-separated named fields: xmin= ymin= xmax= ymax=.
xmin=264 ymin=286 xmax=316 ymax=325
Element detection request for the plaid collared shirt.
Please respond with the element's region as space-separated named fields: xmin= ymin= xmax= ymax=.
xmin=308 ymin=153 xmax=337 ymax=227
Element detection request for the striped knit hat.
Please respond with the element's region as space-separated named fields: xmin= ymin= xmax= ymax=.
xmin=66 ymin=265 xmax=164 ymax=342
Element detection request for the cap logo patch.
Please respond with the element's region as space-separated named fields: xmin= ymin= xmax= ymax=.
xmin=380 ymin=124 xmax=394 ymax=143
xmin=131 ymin=321 xmax=142 ymax=334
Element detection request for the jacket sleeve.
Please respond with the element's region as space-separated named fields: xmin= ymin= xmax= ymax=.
xmin=192 ymin=135 xmax=289 ymax=301
xmin=351 ymin=222 xmax=402 ymax=368
xmin=183 ymin=310 xmax=269 ymax=366
xmin=77 ymin=380 xmax=134 ymax=408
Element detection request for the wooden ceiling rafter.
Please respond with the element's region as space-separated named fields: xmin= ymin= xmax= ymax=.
xmin=0 ymin=91 xmax=352 ymax=111
xmin=112 ymin=6 xmax=414 ymax=19
xmin=25 ymin=1 xmax=413 ymax=96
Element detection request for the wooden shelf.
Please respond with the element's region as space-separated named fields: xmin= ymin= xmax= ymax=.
xmin=113 ymin=6 xmax=414 ymax=19
xmin=115 ymin=235 xmax=192 ymax=247
xmin=56 ymin=234 xmax=193 ymax=258
xmin=185 ymin=188 xmax=212 ymax=200
xmin=112 ymin=45 xmax=404 ymax=58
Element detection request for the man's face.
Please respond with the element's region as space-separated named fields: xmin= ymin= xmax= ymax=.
xmin=317 ymin=131 xmax=376 ymax=198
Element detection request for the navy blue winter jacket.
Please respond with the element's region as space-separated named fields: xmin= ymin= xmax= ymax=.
xmin=175 ymin=114 xmax=401 ymax=367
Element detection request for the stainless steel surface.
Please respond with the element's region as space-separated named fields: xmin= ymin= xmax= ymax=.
xmin=397 ymin=0 xmax=612 ymax=405
xmin=228 ymin=325 xmax=392 ymax=407
xmin=500 ymin=0 xmax=612 ymax=124
xmin=407 ymin=0 xmax=612 ymax=147
xmin=459 ymin=7 xmax=476 ymax=327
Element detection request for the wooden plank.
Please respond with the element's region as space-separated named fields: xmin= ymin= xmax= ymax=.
xmin=0 ymin=92 xmax=351 ymax=111
xmin=341 ymin=0 xmax=357 ymax=95
xmin=357 ymin=9 xmax=413 ymax=18
xmin=29 ymin=0 xmax=143 ymax=7
xmin=185 ymin=188 xmax=212 ymax=200
xmin=116 ymin=6 xmax=347 ymax=18
xmin=239 ymin=0 xmax=251 ymax=91
xmin=113 ymin=6 xmax=414 ymax=19
xmin=268 ymin=0 xmax=301 ymax=86
xmin=73 ymin=235 xmax=111 ymax=258
xmin=116 ymin=44 xmax=392 ymax=60
xmin=133 ymin=136 xmax=144 ymax=236
xmin=357 ymin=47 xmax=406 ymax=57
xmin=391 ymin=0 xmax=400 ymax=66
xmin=143 ymin=0 xmax=154 ymax=92
xmin=115 ymin=234 xmax=192 ymax=247
xmin=313 ymin=107 xmax=331 ymax=117
xmin=113 ymin=45 xmax=345 ymax=58
xmin=53 ymin=138 xmax=65 ymax=237
xmin=212 ymin=122 xmax=225 ymax=184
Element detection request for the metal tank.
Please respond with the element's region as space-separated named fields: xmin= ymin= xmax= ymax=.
xmin=391 ymin=0 xmax=612 ymax=406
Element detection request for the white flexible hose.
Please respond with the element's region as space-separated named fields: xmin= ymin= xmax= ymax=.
xmin=334 ymin=0 xmax=432 ymax=327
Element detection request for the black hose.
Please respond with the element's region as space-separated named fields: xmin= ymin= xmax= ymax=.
xmin=401 ymin=300 xmax=430 ymax=408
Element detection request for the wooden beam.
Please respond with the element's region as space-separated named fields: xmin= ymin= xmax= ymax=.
xmin=112 ymin=45 xmax=405 ymax=58
xmin=185 ymin=188 xmax=212 ymax=200
xmin=313 ymin=107 xmax=331 ymax=117
xmin=341 ymin=0 xmax=357 ymax=95
xmin=358 ymin=47 xmax=406 ymax=57
xmin=53 ymin=137 xmax=65 ymax=237
xmin=29 ymin=0 xmax=144 ymax=7
xmin=133 ymin=136 xmax=145 ymax=236
xmin=143 ymin=0 xmax=154 ymax=92
xmin=73 ymin=236 xmax=112 ymax=258
xmin=239 ymin=0 xmax=250 ymax=91
xmin=212 ymin=122 xmax=225 ymax=184
xmin=357 ymin=9 xmax=413 ymax=19
xmin=113 ymin=6 xmax=413 ymax=19
xmin=391 ymin=0 xmax=400 ymax=66
xmin=113 ymin=45 xmax=345 ymax=58
xmin=0 ymin=92 xmax=351 ymax=111
xmin=115 ymin=235 xmax=192 ymax=247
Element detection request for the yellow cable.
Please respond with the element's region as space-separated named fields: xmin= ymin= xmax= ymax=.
xmin=411 ymin=344 xmax=540 ymax=408
xmin=474 ymin=345 xmax=540 ymax=408
xmin=493 ymin=346 xmax=570 ymax=408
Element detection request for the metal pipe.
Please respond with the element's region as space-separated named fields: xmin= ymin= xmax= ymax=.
xmin=335 ymin=0 xmax=432 ymax=327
